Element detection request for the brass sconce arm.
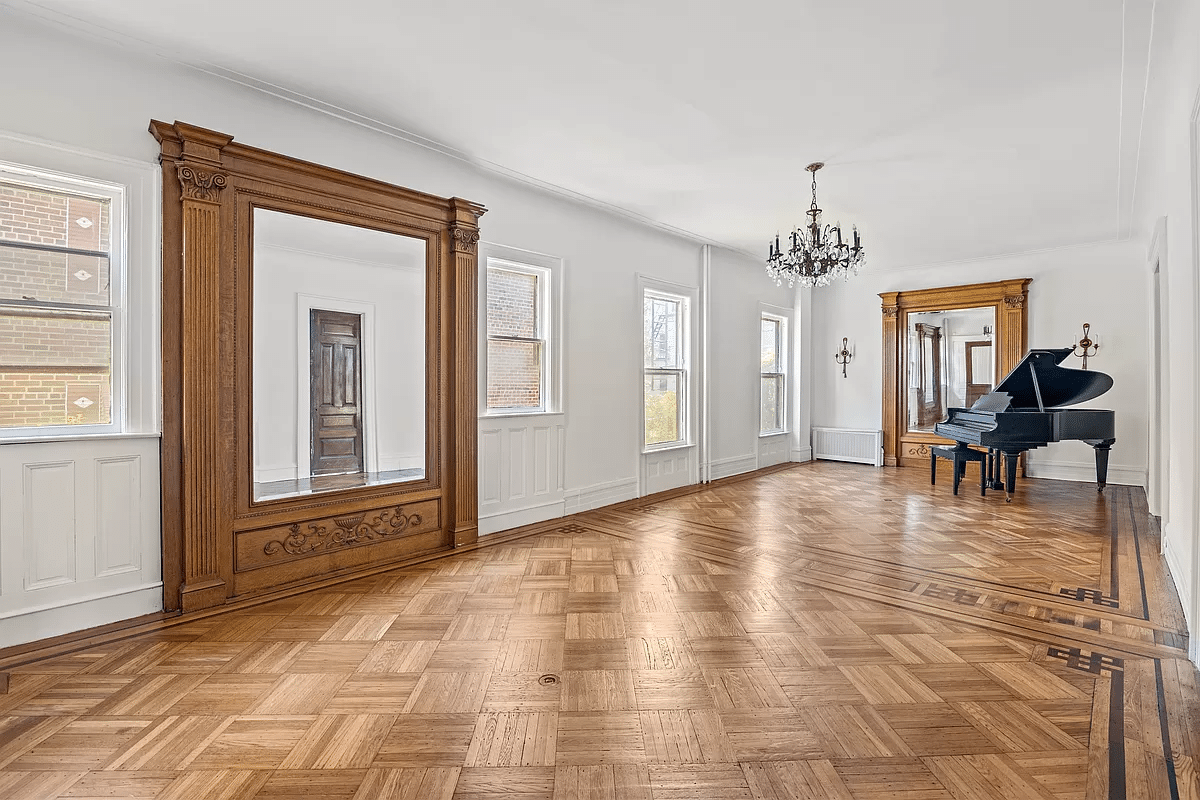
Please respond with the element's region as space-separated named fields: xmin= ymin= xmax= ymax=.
xmin=1071 ymin=323 xmax=1099 ymax=370
xmin=834 ymin=337 xmax=853 ymax=378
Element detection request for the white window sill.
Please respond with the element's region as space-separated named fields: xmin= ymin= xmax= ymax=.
xmin=758 ymin=430 xmax=790 ymax=439
xmin=0 ymin=431 xmax=162 ymax=446
xmin=642 ymin=441 xmax=695 ymax=455
xmin=480 ymin=410 xmax=564 ymax=421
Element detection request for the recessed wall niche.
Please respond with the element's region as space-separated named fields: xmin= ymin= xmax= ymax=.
xmin=153 ymin=120 xmax=484 ymax=613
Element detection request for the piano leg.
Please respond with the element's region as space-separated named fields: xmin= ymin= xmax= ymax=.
xmin=988 ymin=448 xmax=1004 ymax=491
xmin=1089 ymin=438 xmax=1116 ymax=493
xmin=1004 ymin=451 xmax=1020 ymax=502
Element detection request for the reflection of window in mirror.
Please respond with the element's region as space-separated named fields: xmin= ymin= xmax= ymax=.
xmin=251 ymin=209 xmax=427 ymax=502
xmin=907 ymin=305 xmax=995 ymax=432
xmin=964 ymin=340 xmax=993 ymax=407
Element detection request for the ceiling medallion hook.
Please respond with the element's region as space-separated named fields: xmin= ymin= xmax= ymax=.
xmin=766 ymin=162 xmax=864 ymax=289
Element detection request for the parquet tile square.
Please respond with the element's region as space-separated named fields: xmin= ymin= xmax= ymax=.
xmin=4 ymin=717 xmax=152 ymax=771
xmin=626 ymin=637 xmax=695 ymax=670
xmin=215 ymin=642 xmax=307 ymax=674
xmin=976 ymin=662 xmax=1090 ymax=700
xmin=565 ymin=613 xmax=626 ymax=640
xmin=689 ymin=638 xmax=765 ymax=669
xmin=0 ymin=771 xmax=87 ymax=800
xmin=163 ymin=674 xmax=277 ymax=716
xmin=155 ymin=768 xmax=272 ymax=800
xmin=802 ymin=705 xmax=914 ymax=758
xmin=872 ymin=633 xmax=966 ymax=664
xmin=952 ymin=701 xmax=1085 ymax=752
xmin=249 ymin=769 xmax=368 ymax=800
xmin=839 ymin=664 xmax=944 ymax=704
xmin=904 ymin=663 xmax=1018 ymax=702
xmin=139 ymin=643 xmax=251 ymax=674
xmin=281 ymin=714 xmax=396 ymax=769
xmin=514 ymin=592 xmax=567 ymax=615
xmin=552 ymin=764 xmax=652 ymax=800
xmin=555 ymin=712 xmax=646 ymax=764
xmin=250 ymin=673 xmax=348 ymax=715
xmin=464 ymin=711 xmax=558 ymax=767
xmin=565 ymin=593 xmax=622 ymax=614
xmin=324 ymin=674 xmax=421 ymax=713
xmin=563 ymin=639 xmax=630 ymax=672
xmin=831 ymin=757 xmax=954 ymax=799
xmin=773 ymin=667 xmax=867 ymax=706
xmin=426 ymin=642 xmax=502 ymax=672
xmin=483 ymin=672 xmax=562 ymax=711
xmin=372 ymin=715 xmax=476 ymax=767
xmin=681 ymin=611 xmax=747 ymax=639
xmin=288 ymin=643 xmax=374 ymax=672
xmin=187 ymin=716 xmax=314 ymax=770
xmin=8 ymin=676 xmax=135 ymax=715
xmin=704 ymin=668 xmax=791 ymax=710
xmin=256 ymin=616 xmax=338 ymax=641
xmin=560 ymin=670 xmax=636 ymax=712
xmin=622 ymin=613 xmax=686 ymax=638
xmin=103 ymin=715 xmax=231 ymax=770
xmin=925 ymin=753 xmax=1061 ymax=800
xmin=55 ymin=770 xmax=177 ymax=798
xmin=356 ymin=640 xmax=438 ymax=673
xmin=716 ymin=710 xmax=824 ymax=761
xmin=88 ymin=674 xmax=208 ymax=715
xmin=403 ymin=671 xmax=491 ymax=713
xmin=639 ymin=710 xmax=732 ymax=763
xmin=811 ymin=636 xmax=899 ymax=666
xmin=647 ymin=763 xmax=752 ymax=798
xmin=495 ymin=640 xmax=565 ymax=673
xmin=506 ymin=615 xmax=569 ymax=640
xmin=741 ymin=759 xmax=855 ymax=799
xmin=632 ymin=670 xmax=713 ymax=710
xmin=453 ymin=766 xmax=554 ymax=799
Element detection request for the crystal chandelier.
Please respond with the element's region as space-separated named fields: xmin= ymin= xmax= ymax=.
xmin=767 ymin=162 xmax=865 ymax=288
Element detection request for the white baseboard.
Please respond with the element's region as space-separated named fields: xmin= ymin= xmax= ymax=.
xmin=479 ymin=499 xmax=566 ymax=536
xmin=791 ymin=446 xmax=813 ymax=462
xmin=1163 ymin=537 xmax=1196 ymax=663
xmin=1025 ymin=459 xmax=1146 ymax=487
xmin=0 ymin=583 xmax=163 ymax=649
xmin=564 ymin=476 xmax=638 ymax=515
xmin=254 ymin=465 xmax=297 ymax=482
xmin=709 ymin=454 xmax=758 ymax=480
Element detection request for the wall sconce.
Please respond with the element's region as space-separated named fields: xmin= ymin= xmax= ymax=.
xmin=1071 ymin=322 xmax=1099 ymax=369
xmin=834 ymin=337 xmax=853 ymax=378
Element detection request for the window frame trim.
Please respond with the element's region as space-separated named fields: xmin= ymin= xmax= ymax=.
xmin=759 ymin=307 xmax=790 ymax=438
xmin=640 ymin=277 xmax=696 ymax=453
xmin=478 ymin=245 xmax=563 ymax=419
xmin=0 ymin=163 xmax=128 ymax=439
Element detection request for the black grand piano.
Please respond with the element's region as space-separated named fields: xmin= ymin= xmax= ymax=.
xmin=933 ymin=348 xmax=1115 ymax=501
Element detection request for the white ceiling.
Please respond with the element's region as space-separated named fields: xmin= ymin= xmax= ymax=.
xmin=4 ymin=0 xmax=1157 ymax=269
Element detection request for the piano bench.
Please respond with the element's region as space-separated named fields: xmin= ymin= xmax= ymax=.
xmin=931 ymin=444 xmax=988 ymax=497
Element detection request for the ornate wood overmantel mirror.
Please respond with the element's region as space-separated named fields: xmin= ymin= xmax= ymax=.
xmin=153 ymin=121 xmax=485 ymax=613
xmin=880 ymin=278 xmax=1030 ymax=467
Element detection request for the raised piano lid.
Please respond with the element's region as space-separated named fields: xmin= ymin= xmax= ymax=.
xmin=972 ymin=347 xmax=1113 ymax=410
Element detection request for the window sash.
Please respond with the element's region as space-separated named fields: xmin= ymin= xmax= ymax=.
xmin=484 ymin=260 xmax=551 ymax=413
xmin=0 ymin=167 xmax=124 ymax=438
xmin=644 ymin=367 xmax=685 ymax=446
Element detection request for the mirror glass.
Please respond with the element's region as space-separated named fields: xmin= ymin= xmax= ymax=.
xmin=252 ymin=209 xmax=427 ymax=501
xmin=906 ymin=306 xmax=995 ymax=432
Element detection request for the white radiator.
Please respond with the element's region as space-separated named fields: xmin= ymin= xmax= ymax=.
xmin=812 ymin=427 xmax=883 ymax=467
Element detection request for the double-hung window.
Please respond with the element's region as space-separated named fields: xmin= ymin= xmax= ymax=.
xmin=485 ymin=259 xmax=551 ymax=413
xmin=643 ymin=289 xmax=688 ymax=447
xmin=0 ymin=166 xmax=124 ymax=436
xmin=760 ymin=313 xmax=786 ymax=434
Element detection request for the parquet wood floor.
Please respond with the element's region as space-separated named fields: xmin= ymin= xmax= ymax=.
xmin=1 ymin=462 xmax=1197 ymax=799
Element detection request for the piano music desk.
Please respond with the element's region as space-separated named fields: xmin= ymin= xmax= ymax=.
xmin=931 ymin=443 xmax=988 ymax=496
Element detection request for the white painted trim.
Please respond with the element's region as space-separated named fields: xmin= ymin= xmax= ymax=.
xmin=0 ymin=582 xmax=162 ymax=649
xmin=564 ymin=477 xmax=639 ymax=515
xmin=1163 ymin=536 xmax=1194 ymax=662
xmin=1189 ymin=79 xmax=1200 ymax=647
xmin=792 ymin=446 xmax=813 ymax=462
xmin=709 ymin=453 xmax=757 ymax=481
xmin=1023 ymin=459 xmax=1146 ymax=487
xmin=0 ymin=432 xmax=161 ymax=445
xmin=479 ymin=499 xmax=566 ymax=536
xmin=1146 ymin=216 xmax=1169 ymax=521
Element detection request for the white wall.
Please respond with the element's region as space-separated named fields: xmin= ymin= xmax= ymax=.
xmin=810 ymin=239 xmax=1149 ymax=488
xmin=1131 ymin=0 xmax=1200 ymax=653
xmin=0 ymin=13 xmax=802 ymax=644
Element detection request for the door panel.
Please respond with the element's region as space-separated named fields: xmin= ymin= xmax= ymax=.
xmin=310 ymin=309 xmax=364 ymax=476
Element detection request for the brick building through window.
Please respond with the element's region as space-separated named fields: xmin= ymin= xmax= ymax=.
xmin=0 ymin=173 xmax=118 ymax=432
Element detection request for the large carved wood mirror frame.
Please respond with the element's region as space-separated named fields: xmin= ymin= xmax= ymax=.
xmin=880 ymin=278 xmax=1030 ymax=467
xmin=153 ymin=121 xmax=485 ymax=613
